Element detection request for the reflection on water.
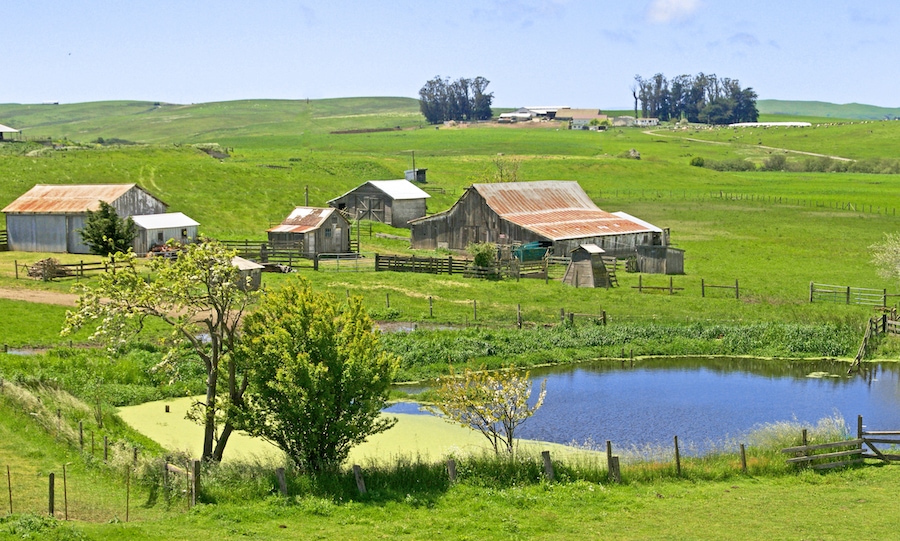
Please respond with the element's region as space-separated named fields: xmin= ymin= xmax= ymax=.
xmin=389 ymin=358 xmax=900 ymax=455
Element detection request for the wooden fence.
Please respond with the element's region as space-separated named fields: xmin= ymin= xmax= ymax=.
xmin=782 ymin=415 xmax=900 ymax=469
xmin=375 ymin=253 xmax=471 ymax=275
xmin=217 ymin=239 xmax=312 ymax=268
xmin=0 ymin=230 xmax=7 ymax=252
xmin=14 ymin=259 xmax=127 ymax=281
xmin=809 ymin=282 xmax=888 ymax=306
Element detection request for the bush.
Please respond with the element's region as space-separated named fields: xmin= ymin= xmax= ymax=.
xmin=690 ymin=156 xmax=705 ymax=167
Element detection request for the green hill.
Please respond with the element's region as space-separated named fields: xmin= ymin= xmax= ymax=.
xmin=0 ymin=97 xmax=424 ymax=143
xmin=758 ymin=99 xmax=900 ymax=120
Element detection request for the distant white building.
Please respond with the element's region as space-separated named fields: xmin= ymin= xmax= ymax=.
xmin=634 ymin=118 xmax=659 ymax=127
xmin=131 ymin=212 xmax=200 ymax=255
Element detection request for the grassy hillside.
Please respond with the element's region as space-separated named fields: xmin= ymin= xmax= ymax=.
xmin=758 ymin=99 xmax=900 ymax=120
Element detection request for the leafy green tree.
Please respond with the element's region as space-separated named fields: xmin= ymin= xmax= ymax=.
xmin=467 ymin=242 xmax=497 ymax=268
xmin=430 ymin=366 xmax=546 ymax=456
xmin=238 ymin=279 xmax=398 ymax=473
xmin=79 ymin=201 xmax=137 ymax=255
xmin=62 ymin=241 xmax=256 ymax=462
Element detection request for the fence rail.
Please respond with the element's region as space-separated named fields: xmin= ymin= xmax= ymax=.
xmin=14 ymin=259 xmax=127 ymax=281
xmin=314 ymin=252 xmax=375 ymax=272
xmin=0 ymin=230 xmax=7 ymax=251
xmin=809 ymin=282 xmax=888 ymax=306
xmin=375 ymin=253 xmax=471 ymax=275
xmin=217 ymin=239 xmax=309 ymax=267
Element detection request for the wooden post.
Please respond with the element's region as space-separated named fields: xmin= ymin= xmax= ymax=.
xmin=104 ymin=436 xmax=108 ymax=461
xmin=609 ymin=456 xmax=621 ymax=484
xmin=602 ymin=310 xmax=607 ymax=326
xmin=48 ymin=472 xmax=55 ymax=517
xmin=91 ymin=432 xmax=95 ymax=456
xmin=133 ymin=446 xmax=139 ymax=465
xmin=858 ymin=415 xmax=864 ymax=456
xmin=191 ymin=460 xmax=201 ymax=507
xmin=846 ymin=286 xmax=851 ymax=305
xmin=313 ymin=253 xmax=319 ymax=271
xmin=352 ymin=465 xmax=366 ymax=494
xmin=740 ymin=444 xmax=747 ymax=473
xmin=78 ymin=422 xmax=83 ymax=450
xmin=517 ymin=304 xmax=522 ymax=329
xmin=447 ymin=459 xmax=457 ymax=483
xmin=674 ymin=436 xmax=681 ymax=476
xmin=541 ymin=450 xmax=555 ymax=481
xmin=429 ymin=296 xmax=433 ymax=318
xmin=14 ymin=261 xmax=17 ymax=280
xmin=638 ymin=274 xmax=643 ymax=293
xmin=809 ymin=281 xmax=814 ymax=303
xmin=560 ymin=308 xmax=565 ymax=323
xmin=165 ymin=404 xmax=170 ymax=413
xmin=669 ymin=276 xmax=674 ymax=295
xmin=473 ymin=300 xmax=477 ymax=321
xmin=735 ymin=279 xmax=740 ymax=300
xmin=701 ymin=278 xmax=705 ymax=297
xmin=276 ymin=467 xmax=288 ymax=496
xmin=7 ymin=465 xmax=11 ymax=514
xmin=568 ymin=312 xmax=574 ymax=326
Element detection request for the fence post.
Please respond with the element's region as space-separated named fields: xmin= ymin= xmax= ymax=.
xmin=103 ymin=436 xmax=108 ymax=461
xmin=429 ymin=296 xmax=433 ymax=318
xmin=809 ymin=282 xmax=814 ymax=303
xmin=14 ymin=261 xmax=17 ymax=280
xmin=7 ymin=465 xmax=12 ymax=514
xmin=447 ymin=459 xmax=457 ymax=483
xmin=674 ymin=436 xmax=681 ymax=476
xmin=352 ymin=465 xmax=366 ymax=494
xmin=858 ymin=415 xmax=864 ymax=456
xmin=846 ymin=286 xmax=851 ymax=305
xmin=735 ymin=279 xmax=740 ymax=300
xmin=313 ymin=254 xmax=319 ymax=271
xmin=79 ymin=422 xmax=83 ymax=450
xmin=517 ymin=304 xmax=522 ymax=329
xmin=386 ymin=293 xmax=390 ymax=309
xmin=602 ymin=310 xmax=607 ymax=326
xmin=191 ymin=460 xmax=201 ymax=507
xmin=701 ymin=278 xmax=705 ymax=298
xmin=48 ymin=472 xmax=55 ymax=517
xmin=541 ymin=450 xmax=555 ymax=481
xmin=740 ymin=444 xmax=747 ymax=473
xmin=473 ymin=300 xmax=477 ymax=321
xmin=276 ymin=467 xmax=288 ymax=496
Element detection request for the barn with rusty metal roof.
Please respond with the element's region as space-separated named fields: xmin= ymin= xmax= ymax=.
xmin=409 ymin=180 xmax=669 ymax=257
xmin=2 ymin=183 xmax=167 ymax=253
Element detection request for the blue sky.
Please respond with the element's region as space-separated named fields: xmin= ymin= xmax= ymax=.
xmin=3 ymin=1 xmax=897 ymax=108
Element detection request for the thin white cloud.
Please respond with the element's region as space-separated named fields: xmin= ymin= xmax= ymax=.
xmin=647 ymin=0 xmax=701 ymax=24
xmin=728 ymin=32 xmax=760 ymax=47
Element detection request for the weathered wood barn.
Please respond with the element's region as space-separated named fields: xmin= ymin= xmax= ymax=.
xmin=131 ymin=212 xmax=200 ymax=255
xmin=328 ymin=180 xmax=430 ymax=229
xmin=267 ymin=207 xmax=350 ymax=256
xmin=2 ymin=184 xmax=167 ymax=253
xmin=409 ymin=181 xmax=667 ymax=257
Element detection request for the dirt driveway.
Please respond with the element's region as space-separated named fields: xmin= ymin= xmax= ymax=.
xmin=0 ymin=287 xmax=79 ymax=306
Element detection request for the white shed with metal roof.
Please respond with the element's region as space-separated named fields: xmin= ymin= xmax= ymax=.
xmin=131 ymin=212 xmax=200 ymax=255
xmin=328 ymin=179 xmax=430 ymax=228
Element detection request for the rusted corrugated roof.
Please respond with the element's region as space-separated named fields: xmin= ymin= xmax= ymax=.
xmin=2 ymin=184 xmax=139 ymax=214
xmin=267 ymin=207 xmax=336 ymax=234
xmin=473 ymin=181 xmax=658 ymax=241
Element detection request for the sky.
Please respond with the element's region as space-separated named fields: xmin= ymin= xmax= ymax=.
xmin=2 ymin=1 xmax=898 ymax=108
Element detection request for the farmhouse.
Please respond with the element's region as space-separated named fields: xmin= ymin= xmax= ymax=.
xmin=409 ymin=181 xmax=668 ymax=257
xmin=328 ymin=179 xmax=430 ymax=229
xmin=554 ymin=109 xmax=608 ymax=130
xmin=267 ymin=206 xmax=350 ymax=256
xmin=131 ymin=212 xmax=200 ymax=255
xmin=2 ymin=183 xmax=167 ymax=253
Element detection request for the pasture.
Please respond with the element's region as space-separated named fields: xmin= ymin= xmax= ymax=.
xmin=1 ymin=98 xmax=900 ymax=538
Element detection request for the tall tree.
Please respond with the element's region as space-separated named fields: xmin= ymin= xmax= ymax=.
xmin=79 ymin=201 xmax=137 ymax=256
xmin=419 ymin=75 xmax=493 ymax=123
xmin=238 ymin=279 xmax=398 ymax=473
xmin=633 ymin=72 xmax=758 ymax=124
xmin=63 ymin=241 xmax=256 ymax=463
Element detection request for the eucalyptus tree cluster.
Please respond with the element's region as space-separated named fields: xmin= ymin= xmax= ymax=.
xmin=419 ymin=75 xmax=494 ymax=124
xmin=633 ymin=72 xmax=759 ymax=125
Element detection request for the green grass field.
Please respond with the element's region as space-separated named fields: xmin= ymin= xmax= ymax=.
xmin=1 ymin=97 xmax=900 ymax=539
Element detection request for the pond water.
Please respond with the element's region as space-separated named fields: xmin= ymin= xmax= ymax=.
xmin=386 ymin=358 xmax=900 ymax=455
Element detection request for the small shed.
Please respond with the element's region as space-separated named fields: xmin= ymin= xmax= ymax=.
xmin=0 ymin=124 xmax=20 ymax=141
xmin=232 ymin=256 xmax=264 ymax=291
xmin=267 ymin=207 xmax=350 ymax=256
xmin=131 ymin=212 xmax=200 ymax=255
xmin=563 ymin=244 xmax=609 ymax=288
xmin=2 ymin=183 xmax=167 ymax=253
xmin=328 ymin=179 xmax=430 ymax=229
xmin=636 ymin=245 xmax=685 ymax=275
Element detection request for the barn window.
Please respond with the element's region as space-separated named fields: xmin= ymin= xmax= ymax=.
xmin=157 ymin=232 xmax=164 ymax=242
xmin=181 ymin=228 xmax=188 ymax=238
xmin=325 ymin=228 xmax=332 ymax=238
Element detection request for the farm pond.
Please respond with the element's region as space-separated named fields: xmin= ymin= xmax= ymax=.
xmin=388 ymin=357 xmax=900 ymax=456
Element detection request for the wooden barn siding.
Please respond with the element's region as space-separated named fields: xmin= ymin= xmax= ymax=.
xmin=390 ymin=199 xmax=427 ymax=228
xmin=268 ymin=218 xmax=350 ymax=256
xmin=331 ymin=185 xmax=390 ymax=224
xmin=411 ymin=189 xmax=657 ymax=256
xmin=111 ymin=187 xmax=168 ymax=218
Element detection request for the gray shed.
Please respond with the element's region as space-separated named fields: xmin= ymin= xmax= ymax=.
xmin=563 ymin=244 xmax=609 ymax=288
xmin=232 ymin=256 xmax=264 ymax=291
xmin=0 ymin=123 xmax=20 ymax=141
xmin=2 ymin=184 xmax=167 ymax=253
xmin=131 ymin=212 xmax=200 ymax=255
xmin=267 ymin=207 xmax=350 ymax=256
xmin=636 ymin=245 xmax=685 ymax=275
xmin=328 ymin=180 xmax=430 ymax=229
